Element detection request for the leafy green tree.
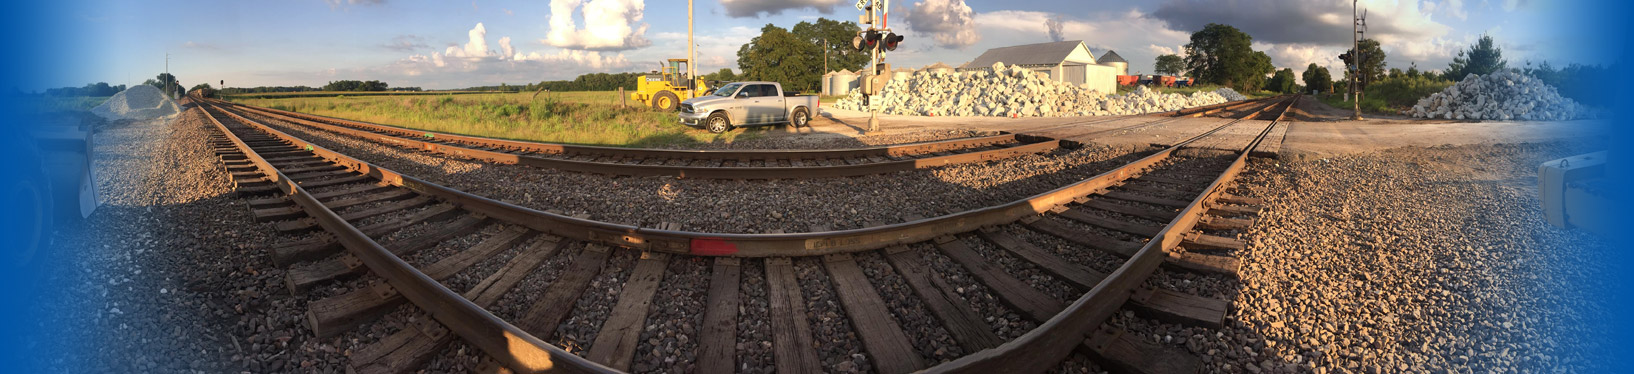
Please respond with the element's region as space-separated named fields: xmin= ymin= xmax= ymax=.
xmin=737 ymin=18 xmax=867 ymax=93
xmin=189 ymin=83 xmax=215 ymax=97
xmin=1154 ymin=54 xmax=1184 ymax=76
xmin=1338 ymin=38 xmax=1386 ymax=96
xmin=737 ymin=24 xmax=819 ymax=91
xmin=1266 ymin=68 xmax=1297 ymax=94
xmin=1301 ymin=63 xmax=1332 ymax=93
xmin=148 ymin=73 xmax=179 ymax=90
xmin=703 ymin=68 xmax=738 ymax=82
xmin=322 ymin=80 xmax=390 ymax=91
xmin=1183 ymin=24 xmax=1274 ymax=91
xmin=1446 ymin=34 xmax=1506 ymax=80
xmin=1406 ymin=63 xmax=1421 ymax=78
xmin=793 ymin=18 xmax=869 ymax=74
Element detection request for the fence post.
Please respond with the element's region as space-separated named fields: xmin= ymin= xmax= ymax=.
xmin=618 ymin=87 xmax=626 ymax=108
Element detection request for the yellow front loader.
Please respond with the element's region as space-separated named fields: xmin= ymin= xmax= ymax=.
xmin=631 ymin=59 xmax=710 ymax=111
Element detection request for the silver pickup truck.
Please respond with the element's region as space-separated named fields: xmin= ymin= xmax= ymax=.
xmin=678 ymin=81 xmax=819 ymax=133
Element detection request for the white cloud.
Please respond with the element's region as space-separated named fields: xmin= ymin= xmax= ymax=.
xmin=649 ymin=27 xmax=754 ymax=73
xmin=371 ymin=21 xmax=634 ymax=87
xmin=545 ymin=0 xmax=651 ymax=51
xmin=1147 ymin=44 xmax=1176 ymax=56
xmin=324 ymin=0 xmax=384 ymax=10
xmin=719 ymin=0 xmax=844 ymax=18
xmin=905 ymin=0 xmax=979 ymax=49
xmin=445 ymin=23 xmax=497 ymax=60
xmin=513 ymin=50 xmax=632 ymax=70
xmin=499 ymin=37 xmax=515 ymax=58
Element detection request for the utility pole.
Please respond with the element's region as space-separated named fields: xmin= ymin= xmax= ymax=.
xmin=687 ymin=0 xmax=695 ymax=93
xmin=1350 ymin=0 xmax=1363 ymax=120
xmin=852 ymin=0 xmax=902 ymax=134
xmin=165 ymin=52 xmax=171 ymax=100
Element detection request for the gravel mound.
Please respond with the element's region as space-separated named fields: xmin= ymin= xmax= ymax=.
xmin=832 ymin=63 xmax=1230 ymax=117
xmin=92 ymin=84 xmax=180 ymax=121
xmin=1214 ymin=87 xmax=1248 ymax=101
xmin=1410 ymin=69 xmax=1593 ymax=121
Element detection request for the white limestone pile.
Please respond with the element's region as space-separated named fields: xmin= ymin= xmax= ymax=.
xmin=1215 ymin=88 xmax=1248 ymax=101
xmin=92 ymin=84 xmax=180 ymax=121
xmin=1410 ymin=69 xmax=1592 ymax=121
xmin=832 ymin=62 xmax=1231 ymax=117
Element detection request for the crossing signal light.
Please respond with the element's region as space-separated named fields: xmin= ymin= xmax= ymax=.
xmin=864 ymin=30 xmax=882 ymax=50
xmin=882 ymin=33 xmax=903 ymax=52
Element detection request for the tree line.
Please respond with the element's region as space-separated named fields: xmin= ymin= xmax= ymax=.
xmin=733 ymin=18 xmax=869 ymax=93
xmin=43 ymin=82 xmax=127 ymax=97
xmin=462 ymin=72 xmax=644 ymax=92
xmin=1147 ymin=26 xmax=1610 ymax=107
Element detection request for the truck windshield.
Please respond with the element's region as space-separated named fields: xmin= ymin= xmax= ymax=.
xmin=711 ymin=83 xmax=744 ymax=97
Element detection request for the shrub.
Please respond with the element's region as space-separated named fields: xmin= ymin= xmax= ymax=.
xmin=1365 ymin=75 xmax=1453 ymax=109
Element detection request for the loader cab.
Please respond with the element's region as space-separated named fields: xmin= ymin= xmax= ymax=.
xmin=663 ymin=59 xmax=694 ymax=90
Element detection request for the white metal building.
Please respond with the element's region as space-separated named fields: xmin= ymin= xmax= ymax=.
xmin=958 ymin=40 xmax=1118 ymax=94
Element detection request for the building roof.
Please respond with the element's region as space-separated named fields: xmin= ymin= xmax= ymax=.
xmin=961 ymin=41 xmax=1090 ymax=68
xmin=1098 ymin=50 xmax=1127 ymax=64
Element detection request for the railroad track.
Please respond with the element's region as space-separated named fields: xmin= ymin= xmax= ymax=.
xmin=1023 ymin=95 xmax=1287 ymax=136
xmin=199 ymin=95 xmax=1296 ymax=373
xmin=205 ymin=100 xmax=1064 ymax=179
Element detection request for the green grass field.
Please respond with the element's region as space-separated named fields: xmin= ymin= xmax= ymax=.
xmin=230 ymin=91 xmax=770 ymax=148
xmin=223 ymin=91 xmax=491 ymax=100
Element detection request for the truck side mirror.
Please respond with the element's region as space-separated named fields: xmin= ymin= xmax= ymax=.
xmin=736 ymin=92 xmax=749 ymax=99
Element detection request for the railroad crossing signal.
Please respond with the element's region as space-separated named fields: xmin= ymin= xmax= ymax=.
xmin=882 ymin=32 xmax=903 ymax=51
xmin=852 ymin=30 xmax=882 ymax=52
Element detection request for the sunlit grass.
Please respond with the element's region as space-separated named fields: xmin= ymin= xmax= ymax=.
xmin=230 ymin=92 xmax=765 ymax=148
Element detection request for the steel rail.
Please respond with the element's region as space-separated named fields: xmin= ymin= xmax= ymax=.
xmin=201 ymin=96 xmax=1284 ymax=259
xmin=217 ymin=97 xmax=1052 ymax=162
xmin=1020 ymin=96 xmax=1280 ymax=136
xmin=924 ymin=95 xmax=1297 ymax=374
xmin=216 ymin=101 xmax=1061 ymax=179
xmin=199 ymin=103 xmax=621 ymax=373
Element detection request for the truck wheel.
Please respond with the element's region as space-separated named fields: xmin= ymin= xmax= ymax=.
xmin=653 ymin=90 xmax=680 ymax=111
xmin=706 ymin=112 xmax=732 ymax=133
xmin=1 ymin=160 xmax=52 ymax=271
xmin=791 ymin=108 xmax=811 ymax=128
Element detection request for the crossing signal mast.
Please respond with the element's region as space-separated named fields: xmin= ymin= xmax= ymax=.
xmin=852 ymin=0 xmax=902 ymax=133
xmin=1350 ymin=0 xmax=1367 ymax=120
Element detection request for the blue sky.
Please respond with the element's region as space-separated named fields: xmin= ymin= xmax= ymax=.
xmin=40 ymin=0 xmax=1624 ymax=90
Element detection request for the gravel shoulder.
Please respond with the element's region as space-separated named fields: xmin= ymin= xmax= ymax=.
xmin=22 ymin=107 xmax=348 ymax=372
xmin=18 ymin=101 xmax=1616 ymax=374
xmin=1212 ymin=142 xmax=1612 ymax=373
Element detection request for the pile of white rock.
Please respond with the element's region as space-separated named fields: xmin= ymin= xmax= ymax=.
xmin=832 ymin=62 xmax=1237 ymax=117
xmin=1409 ymin=69 xmax=1593 ymax=121
xmin=1215 ymin=87 xmax=1248 ymax=101
xmin=92 ymin=84 xmax=180 ymax=121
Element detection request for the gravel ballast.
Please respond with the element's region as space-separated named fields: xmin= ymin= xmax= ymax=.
xmin=1215 ymin=143 xmax=1612 ymax=373
xmin=238 ymin=109 xmax=1150 ymax=234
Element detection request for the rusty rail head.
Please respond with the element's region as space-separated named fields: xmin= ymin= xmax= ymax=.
xmin=226 ymin=101 xmax=1021 ymax=159
xmin=202 ymin=96 xmax=1293 ymax=374
xmin=921 ymin=95 xmax=1296 ymax=374
xmin=204 ymin=97 xmax=1272 ymax=259
xmin=214 ymin=102 xmax=1057 ymax=179
xmin=198 ymin=103 xmax=620 ymax=374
